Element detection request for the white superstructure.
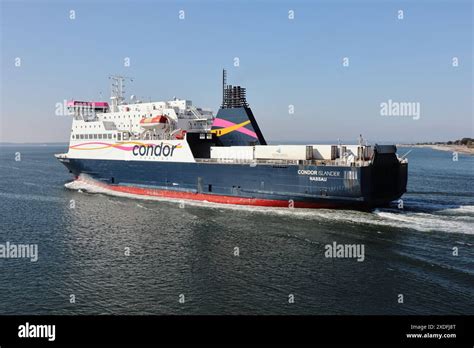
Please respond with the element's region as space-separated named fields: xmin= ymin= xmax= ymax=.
xmin=59 ymin=76 xmax=381 ymax=166
xmin=59 ymin=76 xmax=214 ymax=162
xmin=68 ymin=76 xmax=213 ymax=143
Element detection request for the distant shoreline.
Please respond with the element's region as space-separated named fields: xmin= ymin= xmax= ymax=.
xmin=398 ymin=144 xmax=474 ymax=155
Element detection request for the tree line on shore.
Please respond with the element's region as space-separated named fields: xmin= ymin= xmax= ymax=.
xmin=415 ymin=138 xmax=473 ymax=147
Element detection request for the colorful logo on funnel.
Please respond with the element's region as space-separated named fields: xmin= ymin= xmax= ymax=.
xmin=211 ymin=118 xmax=257 ymax=139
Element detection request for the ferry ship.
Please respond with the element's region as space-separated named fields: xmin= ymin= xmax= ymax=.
xmin=56 ymin=71 xmax=408 ymax=209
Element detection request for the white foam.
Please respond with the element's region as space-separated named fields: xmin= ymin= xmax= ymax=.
xmin=445 ymin=205 xmax=474 ymax=213
xmin=64 ymin=178 xmax=474 ymax=235
xmin=374 ymin=210 xmax=474 ymax=234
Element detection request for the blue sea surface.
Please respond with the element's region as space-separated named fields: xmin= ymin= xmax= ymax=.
xmin=0 ymin=145 xmax=473 ymax=315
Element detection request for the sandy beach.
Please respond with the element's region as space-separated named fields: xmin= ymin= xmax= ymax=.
xmin=399 ymin=144 xmax=474 ymax=155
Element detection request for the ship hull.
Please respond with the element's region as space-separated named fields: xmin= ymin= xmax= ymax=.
xmin=58 ymin=157 xmax=407 ymax=210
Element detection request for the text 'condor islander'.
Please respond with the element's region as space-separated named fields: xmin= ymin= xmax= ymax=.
xmin=56 ymin=71 xmax=408 ymax=209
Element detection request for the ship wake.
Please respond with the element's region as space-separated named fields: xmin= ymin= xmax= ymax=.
xmin=64 ymin=178 xmax=474 ymax=235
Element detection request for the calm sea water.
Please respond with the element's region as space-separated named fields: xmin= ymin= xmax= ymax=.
xmin=0 ymin=145 xmax=473 ymax=315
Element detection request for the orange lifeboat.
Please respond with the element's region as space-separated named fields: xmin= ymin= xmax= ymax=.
xmin=170 ymin=129 xmax=186 ymax=139
xmin=140 ymin=115 xmax=168 ymax=129
xmin=174 ymin=130 xmax=186 ymax=140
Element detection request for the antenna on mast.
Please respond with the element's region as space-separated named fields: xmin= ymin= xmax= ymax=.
xmin=108 ymin=75 xmax=134 ymax=112
xmin=222 ymin=69 xmax=227 ymax=108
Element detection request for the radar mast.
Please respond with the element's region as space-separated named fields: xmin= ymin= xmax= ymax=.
xmin=109 ymin=75 xmax=133 ymax=112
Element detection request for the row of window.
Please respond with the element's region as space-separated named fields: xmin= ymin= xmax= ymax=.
xmin=74 ymin=115 xmax=154 ymax=129
xmin=72 ymin=133 xmax=115 ymax=140
xmin=103 ymin=114 xmax=153 ymax=120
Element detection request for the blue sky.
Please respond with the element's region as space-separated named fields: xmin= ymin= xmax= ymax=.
xmin=1 ymin=0 xmax=472 ymax=143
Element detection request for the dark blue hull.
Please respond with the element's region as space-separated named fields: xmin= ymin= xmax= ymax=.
xmin=59 ymin=155 xmax=407 ymax=209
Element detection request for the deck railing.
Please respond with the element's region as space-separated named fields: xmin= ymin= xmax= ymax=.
xmin=195 ymin=158 xmax=372 ymax=167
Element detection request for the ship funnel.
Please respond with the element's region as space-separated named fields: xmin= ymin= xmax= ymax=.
xmin=212 ymin=69 xmax=267 ymax=146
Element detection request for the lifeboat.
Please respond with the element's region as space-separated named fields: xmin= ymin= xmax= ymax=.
xmin=140 ymin=115 xmax=168 ymax=129
xmin=171 ymin=129 xmax=187 ymax=140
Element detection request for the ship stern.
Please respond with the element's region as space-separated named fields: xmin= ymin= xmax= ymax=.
xmin=362 ymin=145 xmax=408 ymax=207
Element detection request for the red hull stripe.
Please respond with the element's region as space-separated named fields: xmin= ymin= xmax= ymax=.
xmin=92 ymin=182 xmax=341 ymax=209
